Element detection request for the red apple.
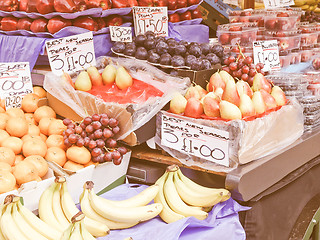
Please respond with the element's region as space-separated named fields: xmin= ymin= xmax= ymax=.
xmin=17 ymin=18 xmax=33 ymax=30
xmin=111 ymin=0 xmax=127 ymax=7
xmin=95 ymin=17 xmax=106 ymax=29
xmin=168 ymin=0 xmax=177 ymax=10
xmin=276 ymin=12 xmax=289 ymax=17
xmin=180 ymin=11 xmax=192 ymax=21
xmin=104 ymin=15 xmax=123 ymax=26
xmin=26 ymin=0 xmax=38 ymax=12
xmin=138 ymin=0 xmax=153 ymax=6
xmin=219 ymin=33 xmax=230 ymax=45
xmin=127 ymin=0 xmax=138 ymax=6
xmin=153 ymin=0 xmax=167 ymax=6
xmin=19 ymin=0 xmax=28 ymax=11
xmin=184 ymin=98 xmax=204 ymax=118
xmin=177 ymin=0 xmax=187 ymax=8
xmin=265 ymin=19 xmax=277 ymax=29
xmin=36 ymin=0 xmax=54 ymax=14
xmin=30 ymin=18 xmax=48 ymax=32
xmin=73 ymin=16 xmax=99 ymax=31
xmin=0 ymin=0 xmax=19 ymax=11
xmin=279 ymin=40 xmax=289 ymax=50
xmin=187 ymin=0 xmax=199 ymax=6
xmin=53 ymin=0 xmax=77 ymax=13
xmin=169 ymin=13 xmax=180 ymax=23
xmin=47 ymin=16 xmax=72 ymax=34
xmin=191 ymin=8 xmax=202 ymax=19
xmin=73 ymin=0 xmax=87 ymax=10
xmin=99 ymin=0 xmax=111 ymax=9
xmin=1 ymin=16 xmax=18 ymax=31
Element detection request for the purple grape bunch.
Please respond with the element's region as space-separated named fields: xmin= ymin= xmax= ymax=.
xmin=62 ymin=113 xmax=128 ymax=165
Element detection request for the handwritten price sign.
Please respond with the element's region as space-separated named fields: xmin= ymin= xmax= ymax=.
xmin=253 ymin=40 xmax=280 ymax=72
xmin=263 ymin=0 xmax=294 ymax=8
xmin=160 ymin=112 xmax=230 ymax=167
xmin=133 ymin=7 xmax=168 ymax=37
xmin=46 ymin=32 xmax=96 ymax=76
xmin=0 ymin=62 xmax=33 ymax=109
xmin=110 ymin=26 xmax=132 ymax=42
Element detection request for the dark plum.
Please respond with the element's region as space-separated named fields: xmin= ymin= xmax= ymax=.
xmin=135 ymin=34 xmax=147 ymax=46
xmin=112 ymin=42 xmax=126 ymax=53
xmin=185 ymin=54 xmax=197 ymax=67
xmin=171 ymin=55 xmax=185 ymax=67
xmin=179 ymin=40 xmax=189 ymax=48
xmin=135 ymin=47 xmax=148 ymax=60
xmin=168 ymin=42 xmax=177 ymax=55
xmin=144 ymin=39 xmax=156 ymax=50
xmin=201 ymin=59 xmax=212 ymax=70
xmin=156 ymin=41 xmax=169 ymax=55
xmin=155 ymin=36 xmax=166 ymax=43
xmin=174 ymin=44 xmax=187 ymax=56
xmin=200 ymin=43 xmax=211 ymax=55
xmin=190 ymin=58 xmax=202 ymax=71
xmin=159 ymin=53 xmax=172 ymax=65
xmin=206 ymin=53 xmax=221 ymax=65
xmin=188 ymin=45 xmax=202 ymax=57
xmin=125 ymin=42 xmax=136 ymax=49
xmin=211 ymin=44 xmax=224 ymax=58
xmin=148 ymin=52 xmax=161 ymax=63
xmin=124 ymin=47 xmax=136 ymax=56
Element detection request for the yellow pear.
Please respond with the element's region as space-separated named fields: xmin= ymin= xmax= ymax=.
xmin=169 ymin=92 xmax=187 ymax=114
xmin=74 ymin=71 xmax=92 ymax=91
xmin=87 ymin=66 xmax=103 ymax=86
xmin=115 ymin=66 xmax=133 ymax=90
xmin=102 ymin=64 xmax=117 ymax=85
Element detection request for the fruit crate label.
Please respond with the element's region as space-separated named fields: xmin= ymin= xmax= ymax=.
xmin=132 ymin=7 xmax=168 ymax=37
xmin=160 ymin=112 xmax=230 ymax=167
xmin=0 ymin=62 xmax=33 ymax=109
xmin=110 ymin=26 xmax=133 ymax=42
xmin=253 ymin=40 xmax=280 ymax=72
xmin=46 ymin=32 xmax=96 ymax=76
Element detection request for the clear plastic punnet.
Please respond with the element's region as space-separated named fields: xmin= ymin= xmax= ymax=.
xmin=43 ymin=56 xmax=191 ymax=146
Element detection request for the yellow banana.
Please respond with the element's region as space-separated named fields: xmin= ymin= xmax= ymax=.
xmin=88 ymin=188 xmax=163 ymax=223
xmin=60 ymin=182 xmax=109 ymax=237
xmin=154 ymin=172 xmax=185 ymax=224
xmin=11 ymin=202 xmax=48 ymax=240
xmin=0 ymin=204 xmax=6 ymax=240
xmin=69 ymin=221 xmax=83 ymax=240
xmin=163 ymin=172 xmax=208 ymax=220
xmin=60 ymin=223 xmax=73 ymax=240
xmin=177 ymin=169 xmax=231 ymax=202
xmin=52 ymin=184 xmax=70 ymax=228
xmin=39 ymin=182 xmax=66 ymax=232
xmin=80 ymin=187 xmax=138 ymax=229
xmin=80 ymin=221 xmax=96 ymax=240
xmin=173 ymin=171 xmax=224 ymax=207
xmin=1 ymin=202 xmax=29 ymax=240
xmin=17 ymin=201 xmax=62 ymax=240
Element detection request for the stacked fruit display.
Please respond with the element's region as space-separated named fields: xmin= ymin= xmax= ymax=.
xmin=154 ymin=165 xmax=230 ymax=223
xmin=169 ymin=70 xmax=287 ymax=120
xmin=62 ymin=114 xmax=128 ymax=165
xmin=168 ymin=8 xmax=202 ymax=23
xmin=112 ymin=31 xmax=226 ymax=71
xmin=0 ymin=15 xmax=126 ymax=34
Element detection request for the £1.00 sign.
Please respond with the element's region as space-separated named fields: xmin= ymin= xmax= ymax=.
xmin=46 ymin=32 xmax=96 ymax=76
xmin=161 ymin=112 xmax=230 ymax=167
xmin=0 ymin=62 xmax=33 ymax=109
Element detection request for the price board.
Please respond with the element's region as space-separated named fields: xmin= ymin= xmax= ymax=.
xmin=0 ymin=62 xmax=33 ymax=109
xmin=160 ymin=112 xmax=230 ymax=167
xmin=110 ymin=26 xmax=132 ymax=42
xmin=263 ymin=0 xmax=294 ymax=8
xmin=253 ymin=40 xmax=280 ymax=72
xmin=46 ymin=32 xmax=96 ymax=76
xmin=132 ymin=6 xmax=168 ymax=37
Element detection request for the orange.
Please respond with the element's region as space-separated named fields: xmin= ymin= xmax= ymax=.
xmin=0 ymin=171 xmax=16 ymax=193
xmin=27 ymin=123 xmax=40 ymax=136
xmin=45 ymin=147 xmax=67 ymax=167
xmin=0 ymin=147 xmax=15 ymax=166
xmin=21 ymin=134 xmax=42 ymax=143
xmin=0 ymin=107 xmax=5 ymax=113
xmin=21 ymin=93 xmax=40 ymax=113
xmin=6 ymin=117 xmax=28 ymax=138
xmin=24 ymin=155 xmax=48 ymax=178
xmin=46 ymin=134 xmax=67 ymax=150
xmin=40 ymin=133 xmax=47 ymax=142
xmin=63 ymin=161 xmax=84 ymax=172
xmin=0 ymin=113 xmax=9 ymax=130
xmin=47 ymin=119 xmax=67 ymax=135
xmin=14 ymin=154 xmax=24 ymax=166
xmin=0 ymin=129 xmax=9 ymax=145
xmin=1 ymin=136 xmax=23 ymax=155
xmin=22 ymin=138 xmax=47 ymax=158
xmin=24 ymin=113 xmax=37 ymax=125
xmin=33 ymin=86 xmax=46 ymax=98
xmin=0 ymin=162 xmax=12 ymax=172
xmin=66 ymin=146 xmax=91 ymax=165
xmin=38 ymin=117 xmax=55 ymax=136
xmin=34 ymin=106 xmax=56 ymax=123
xmin=13 ymin=161 xmax=38 ymax=185
xmin=6 ymin=107 xmax=24 ymax=118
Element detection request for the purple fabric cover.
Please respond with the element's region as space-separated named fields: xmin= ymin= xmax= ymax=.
xmin=170 ymin=18 xmax=203 ymax=26
xmin=168 ymin=23 xmax=209 ymax=43
xmin=94 ymin=184 xmax=249 ymax=240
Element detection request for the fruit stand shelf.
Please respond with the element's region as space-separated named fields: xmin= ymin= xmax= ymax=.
xmin=130 ymin=127 xmax=320 ymax=202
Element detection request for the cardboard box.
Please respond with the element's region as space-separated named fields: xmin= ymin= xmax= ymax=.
xmin=49 ymin=151 xmax=131 ymax=204
xmin=0 ymin=168 xmax=55 ymax=211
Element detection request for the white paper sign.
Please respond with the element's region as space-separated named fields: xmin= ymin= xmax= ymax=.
xmin=133 ymin=7 xmax=168 ymax=37
xmin=160 ymin=112 xmax=230 ymax=167
xmin=253 ymin=40 xmax=281 ymax=72
xmin=110 ymin=26 xmax=132 ymax=42
xmin=263 ymin=0 xmax=294 ymax=8
xmin=0 ymin=62 xmax=33 ymax=109
xmin=46 ymin=32 xmax=96 ymax=76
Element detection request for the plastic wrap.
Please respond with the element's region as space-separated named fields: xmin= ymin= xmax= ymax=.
xmin=155 ymin=99 xmax=304 ymax=173
xmin=43 ymin=56 xmax=190 ymax=145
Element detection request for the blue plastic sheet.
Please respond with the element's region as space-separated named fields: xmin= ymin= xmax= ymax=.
xmin=94 ymin=184 xmax=249 ymax=240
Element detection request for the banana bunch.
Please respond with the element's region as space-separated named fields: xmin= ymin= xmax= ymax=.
xmin=60 ymin=212 xmax=97 ymax=240
xmin=0 ymin=194 xmax=62 ymax=240
xmin=154 ymin=165 xmax=231 ymax=224
xmin=38 ymin=176 xmax=110 ymax=237
xmin=80 ymin=181 xmax=163 ymax=229
xmin=294 ymin=0 xmax=318 ymax=10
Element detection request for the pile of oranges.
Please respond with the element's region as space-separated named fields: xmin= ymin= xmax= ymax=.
xmin=0 ymin=87 xmax=93 ymax=194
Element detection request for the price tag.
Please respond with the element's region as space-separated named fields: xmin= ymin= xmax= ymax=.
xmin=0 ymin=62 xmax=33 ymax=109
xmin=253 ymin=40 xmax=280 ymax=72
xmin=110 ymin=26 xmax=132 ymax=42
xmin=132 ymin=7 xmax=168 ymax=37
xmin=263 ymin=0 xmax=293 ymax=8
xmin=160 ymin=112 xmax=230 ymax=167
xmin=46 ymin=32 xmax=96 ymax=76
xmin=280 ymin=0 xmax=295 ymax=6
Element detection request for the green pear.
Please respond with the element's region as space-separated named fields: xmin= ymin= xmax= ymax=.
xmin=87 ymin=66 xmax=103 ymax=86
xmin=102 ymin=64 xmax=117 ymax=85
xmin=169 ymin=92 xmax=187 ymax=114
xmin=219 ymin=100 xmax=242 ymax=120
xmin=74 ymin=71 xmax=92 ymax=91
xmin=115 ymin=66 xmax=133 ymax=90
